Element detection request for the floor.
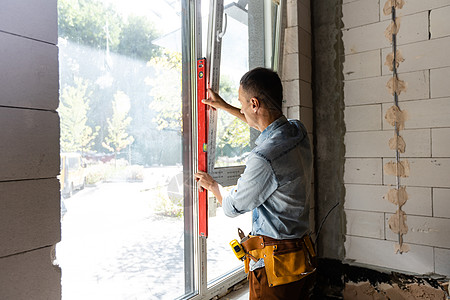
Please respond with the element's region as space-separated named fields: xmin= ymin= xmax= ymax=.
xmin=221 ymin=281 xmax=249 ymax=300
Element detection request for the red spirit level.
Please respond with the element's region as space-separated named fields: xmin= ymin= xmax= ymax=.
xmin=197 ymin=58 xmax=208 ymax=238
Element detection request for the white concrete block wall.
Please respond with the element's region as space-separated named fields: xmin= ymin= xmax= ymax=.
xmin=430 ymin=67 xmax=450 ymax=98
xmin=282 ymin=0 xmax=315 ymax=232
xmin=0 ymin=0 xmax=61 ymax=299
xmin=345 ymin=236 xmax=435 ymax=274
xmin=343 ymin=50 xmax=381 ymax=80
xmin=342 ymin=0 xmax=379 ymax=29
xmin=342 ymin=0 xmax=450 ymax=277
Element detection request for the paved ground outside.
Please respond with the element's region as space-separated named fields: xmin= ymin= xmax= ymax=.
xmin=57 ymin=166 xmax=251 ymax=300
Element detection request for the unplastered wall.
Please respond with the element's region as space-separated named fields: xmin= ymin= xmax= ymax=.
xmin=343 ymin=0 xmax=450 ymax=277
xmin=281 ymin=0 xmax=315 ymax=235
xmin=0 ymin=1 xmax=61 ymax=299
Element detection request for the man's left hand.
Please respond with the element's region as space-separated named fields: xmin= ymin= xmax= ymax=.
xmin=194 ymin=171 xmax=223 ymax=204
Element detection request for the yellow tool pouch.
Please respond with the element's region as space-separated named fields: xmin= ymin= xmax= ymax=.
xmin=241 ymin=235 xmax=316 ymax=287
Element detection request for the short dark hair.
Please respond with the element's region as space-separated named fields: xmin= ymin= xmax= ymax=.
xmin=239 ymin=67 xmax=283 ymax=112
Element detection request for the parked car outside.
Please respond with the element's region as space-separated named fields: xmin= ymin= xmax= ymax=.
xmin=60 ymin=153 xmax=86 ymax=198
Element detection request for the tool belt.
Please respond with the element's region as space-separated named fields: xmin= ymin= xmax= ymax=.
xmin=241 ymin=234 xmax=317 ymax=287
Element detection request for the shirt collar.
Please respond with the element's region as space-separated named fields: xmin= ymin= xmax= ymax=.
xmin=255 ymin=116 xmax=288 ymax=146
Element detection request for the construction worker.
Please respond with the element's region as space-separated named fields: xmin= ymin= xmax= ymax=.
xmin=195 ymin=67 xmax=314 ymax=300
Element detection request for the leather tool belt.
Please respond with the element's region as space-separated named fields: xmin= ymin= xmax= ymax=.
xmin=240 ymin=234 xmax=317 ymax=287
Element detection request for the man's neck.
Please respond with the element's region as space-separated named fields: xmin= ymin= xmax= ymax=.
xmin=257 ymin=111 xmax=283 ymax=132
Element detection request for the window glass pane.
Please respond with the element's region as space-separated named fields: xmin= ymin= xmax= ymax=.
xmin=207 ymin=188 xmax=252 ymax=281
xmin=214 ymin=2 xmax=250 ymax=168
xmin=56 ymin=0 xmax=194 ymax=298
xmin=207 ymin=0 xmax=281 ymax=283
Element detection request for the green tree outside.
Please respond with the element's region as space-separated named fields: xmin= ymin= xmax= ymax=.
xmin=215 ymin=75 xmax=250 ymax=160
xmin=102 ymin=91 xmax=135 ymax=164
xmin=59 ymin=77 xmax=99 ymax=154
xmin=118 ymin=15 xmax=161 ymax=61
xmin=58 ymin=0 xmax=160 ymax=61
xmin=58 ymin=0 xmax=122 ymax=50
xmin=147 ymin=52 xmax=250 ymax=159
xmin=147 ymin=50 xmax=183 ymax=132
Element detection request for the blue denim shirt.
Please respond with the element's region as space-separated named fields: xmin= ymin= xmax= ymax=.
xmin=222 ymin=116 xmax=312 ymax=270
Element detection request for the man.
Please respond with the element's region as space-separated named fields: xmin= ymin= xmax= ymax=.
xmin=195 ymin=67 xmax=314 ymax=299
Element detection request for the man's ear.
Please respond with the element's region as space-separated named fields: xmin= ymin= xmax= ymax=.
xmin=250 ymin=97 xmax=260 ymax=111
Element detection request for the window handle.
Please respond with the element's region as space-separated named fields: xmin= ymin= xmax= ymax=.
xmin=217 ymin=13 xmax=228 ymax=41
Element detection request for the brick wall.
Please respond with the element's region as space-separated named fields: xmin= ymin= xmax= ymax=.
xmin=0 ymin=0 xmax=61 ymax=299
xmin=343 ymin=0 xmax=450 ymax=276
xmin=281 ymin=0 xmax=315 ymax=235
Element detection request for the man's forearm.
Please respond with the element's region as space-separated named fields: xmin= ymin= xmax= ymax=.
xmin=211 ymin=183 xmax=224 ymax=205
xmin=222 ymin=103 xmax=247 ymax=124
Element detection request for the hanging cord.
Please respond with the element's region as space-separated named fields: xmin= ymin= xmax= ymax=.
xmin=391 ymin=3 xmax=403 ymax=249
xmin=314 ymin=201 xmax=340 ymax=244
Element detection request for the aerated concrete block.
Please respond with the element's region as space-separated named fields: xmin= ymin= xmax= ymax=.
xmin=430 ymin=5 xmax=450 ymax=39
xmin=0 ymin=0 xmax=57 ymax=44
xmin=382 ymin=98 xmax=450 ymax=130
xmin=298 ymin=2 xmax=311 ymax=34
xmin=0 ymin=107 xmax=59 ymax=181
xmin=344 ymin=50 xmax=381 ymax=80
xmin=299 ymin=54 xmax=312 ymax=83
xmin=345 ymin=129 xmax=431 ymax=158
xmin=282 ymin=53 xmax=299 ymax=81
xmin=300 ymin=80 xmax=313 ymax=108
xmin=383 ymin=158 xmax=450 ymax=188
xmin=342 ymin=0 xmax=379 ymax=29
xmin=283 ymin=79 xmax=300 ymax=107
xmin=385 ymin=214 xmax=450 ymax=248
xmin=286 ymin=0 xmax=298 ymax=28
xmin=344 ymin=158 xmax=383 ymax=185
xmin=433 ymin=188 xmax=450 ymax=218
xmin=345 ymin=235 xmax=434 ymax=274
xmin=343 ymin=12 xmax=428 ymax=55
xmin=0 ymin=247 xmax=61 ymax=300
xmin=345 ymin=71 xmax=429 ymax=106
xmin=345 ymin=104 xmax=382 ymax=132
xmin=344 ymin=184 xmax=432 ymax=216
xmin=432 ymin=128 xmax=450 ymax=157
xmin=381 ymin=37 xmax=450 ymax=75
xmin=0 ymin=32 xmax=59 ymax=111
xmin=431 ymin=67 xmax=450 ymax=98
xmin=345 ymin=210 xmax=385 ymax=239
xmin=0 ymin=179 xmax=60 ymax=258
xmin=284 ymin=26 xmax=298 ymax=55
xmin=299 ymin=28 xmax=312 ymax=58
xmin=435 ymin=247 xmax=450 ymax=277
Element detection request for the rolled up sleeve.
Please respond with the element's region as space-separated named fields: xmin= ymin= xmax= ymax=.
xmin=222 ymin=155 xmax=278 ymax=217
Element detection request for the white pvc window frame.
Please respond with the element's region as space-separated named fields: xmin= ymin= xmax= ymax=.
xmin=179 ymin=0 xmax=284 ymax=299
